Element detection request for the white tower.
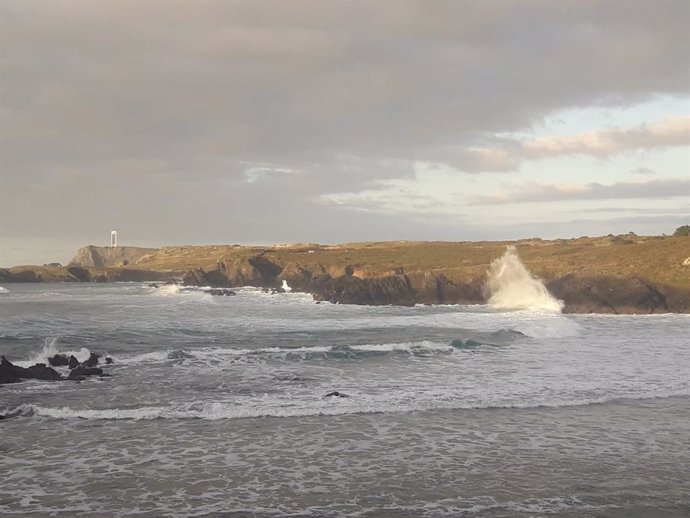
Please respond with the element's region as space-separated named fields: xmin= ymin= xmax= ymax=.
xmin=110 ymin=230 xmax=118 ymax=248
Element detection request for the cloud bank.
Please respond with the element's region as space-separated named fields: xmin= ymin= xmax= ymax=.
xmin=0 ymin=0 xmax=688 ymax=264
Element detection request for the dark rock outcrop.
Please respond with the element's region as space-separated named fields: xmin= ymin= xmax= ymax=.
xmin=19 ymin=363 xmax=64 ymax=381
xmin=48 ymin=354 xmax=70 ymax=367
xmin=67 ymin=366 xmax=104 ymax=380
xmin=324 ymin=391 xmax=350 ymax=398
xmin=0 ymin=356 xmax=20 ymax=384
xmin=407 ymin=272 xmax=484 ymax=305
xmin=0 ymin=408 xmax=26 ymax=420
xmin=182 ymin=268 xmax=231 ymax=287
xmin=67 ymin=266 xmax=92 ymax=282
xmin=82 ymin=353 xmax=101 ymax=368
xmin=1 ymin=356 xmax=62 ymax=383
xmin=312 ymin=274 xmax=417 ymax=306
xmin=5 ymin=270 xmax=41 ymax=282
xmin=204 ymin=288 xmax=236 ymax=296
xmin=277 ymin=263 xmax=314 ymax=291
xmin=547 ymin=275 xmax=671 ymax=314
xmin=1 ymin=349 xmax=115 ymax=385
xmin=68 ymin=355 xmax=80 ymax=369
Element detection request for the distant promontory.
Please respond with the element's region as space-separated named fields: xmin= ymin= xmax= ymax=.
xmin=1 ymin=235 xmax=689 ymax=314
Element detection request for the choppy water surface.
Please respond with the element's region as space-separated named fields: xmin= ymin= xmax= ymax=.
xmin=1 ymin=283 xmax=689 ymax=517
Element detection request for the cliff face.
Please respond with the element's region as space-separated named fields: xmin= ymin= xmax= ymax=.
xmin=0 ymin=265 xmax=172 ymax=283
xmin=69 ymin=246 xmax=159 ymax=268
xmin=174 ymin=236 xmax=690 ymax=313
xmin=4 ymin=236 xmax=690 ymax=314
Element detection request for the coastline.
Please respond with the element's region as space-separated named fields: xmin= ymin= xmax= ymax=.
xmin=2 ymin=235 xmax=689 ymax=314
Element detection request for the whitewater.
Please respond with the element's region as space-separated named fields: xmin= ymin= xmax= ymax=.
xmin=1 ymin=257 xmax=689 ymax=517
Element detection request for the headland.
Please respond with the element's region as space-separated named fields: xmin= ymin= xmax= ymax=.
xmin=2 ymin=235 xmax=689 ymax=314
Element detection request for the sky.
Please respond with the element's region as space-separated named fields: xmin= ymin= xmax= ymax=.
xmin=1 ymin=0 xmax=688 ymax=266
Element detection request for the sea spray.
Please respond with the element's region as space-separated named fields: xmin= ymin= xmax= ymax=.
xmin=487 ymin=246 xmax=563 ymax=312
xmin=13 ymin=338 xmax=93 ymax=368
xmin=0 ymin=286 xmax=10 ymax=294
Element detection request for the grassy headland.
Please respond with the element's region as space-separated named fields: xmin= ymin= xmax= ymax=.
xmin=1 ymin=234 xmax=689 ymax=313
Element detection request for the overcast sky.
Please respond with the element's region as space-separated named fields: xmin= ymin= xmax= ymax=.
xmin=1 ymin=0 xmax=688 ymax=266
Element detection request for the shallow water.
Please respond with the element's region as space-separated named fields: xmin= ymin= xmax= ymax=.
xmin=1 ymin=283 xmax=689 ymax=517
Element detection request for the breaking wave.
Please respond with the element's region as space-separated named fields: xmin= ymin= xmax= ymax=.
xmin=148 ymin=284 xmax=215 ymax=303
xmin=9 ymin=389 xmax=690 ymax=422
xmin=11 ymin=338 xmax=93 ymax=368
xmin=116 ymin=331 xmax=526 ymax=365
xmin=0 ymin=286 xmax=10 ymax=294
xmin=487 ymin=246 xmax=563 ymax=312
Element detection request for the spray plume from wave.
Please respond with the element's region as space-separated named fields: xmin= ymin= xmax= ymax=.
xmin=487 ymin=246 xmax=563 ymax=312
xmin=12 ymin=338 xmax=93 ymax=368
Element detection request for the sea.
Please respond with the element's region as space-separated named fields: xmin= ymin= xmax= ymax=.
xmin=1 ymin=258 xmax=689 ymax=517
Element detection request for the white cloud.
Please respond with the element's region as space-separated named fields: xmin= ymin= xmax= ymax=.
xmin=522 ymin=116 xmax=689 ymax=157
xmin=455 ymin=116 xmax=690 ymax=172
xmin=243 ymin=166 xmax=297 ymax=183
xmin=472 ymin=178 xmax=690 ymax=205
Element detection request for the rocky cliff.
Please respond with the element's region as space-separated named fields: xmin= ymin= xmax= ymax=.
xmin=69 ymin=246 xmax=159 ymax=268
xmin=4 ymin=235 xmax=690 ymax=314
xmin=171 ymin=236 xmax=690 ymax=314
xmin=0 ymin=265 xmax=173 ymax=283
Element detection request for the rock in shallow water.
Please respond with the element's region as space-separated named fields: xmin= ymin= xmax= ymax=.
xmin=82 ymin=353 xmax=101 ymax=367
xmin=67 ymin=366 xmax=104 ymax=380
xmin=0 ymin=356 xmax=62 ymax=383
xmin=324 ymin=391 xmax=350 ymax=398
xmin=48 ymin=354 xmax=70 ymax=367
xmin=68 ymin=355 xmax=79 ymax=369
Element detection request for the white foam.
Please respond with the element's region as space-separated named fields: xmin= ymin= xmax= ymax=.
xmin=149 ymin=284 xmax=216 ymax=303
xmin=117 ymin=340 xmax=455 ymax=365
xmin=24 ymin=386 xmax=690 ymax=421
xmin=117 ymin=350 xmax=171 ymax=364
xmin=0 ymin=286 xmax=10 ymax=294
xmin=281 ymin=280 xmax=292 ymax=293
xmin=13 ymin=338 xmax=93 ymax=368
xmin=153 ymin=284 xmax=183 ymax=296
xmin=350 ymin=340 xmax=452 ymax=353
xmin=487 ymin=246 xmax=563 ymax=312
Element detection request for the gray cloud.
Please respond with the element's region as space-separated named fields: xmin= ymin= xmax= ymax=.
xmin=1 ymin=0 xmax=689 ymax=262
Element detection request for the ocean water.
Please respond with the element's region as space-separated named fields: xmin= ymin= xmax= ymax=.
xmin=0 ymin=282 xmax=689 ymax=517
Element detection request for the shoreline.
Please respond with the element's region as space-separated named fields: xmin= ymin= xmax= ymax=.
xmin=1 ymin=278 xmax=688 ymax=315
xmin=2 ymin=235 xmax=689 ymax=314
